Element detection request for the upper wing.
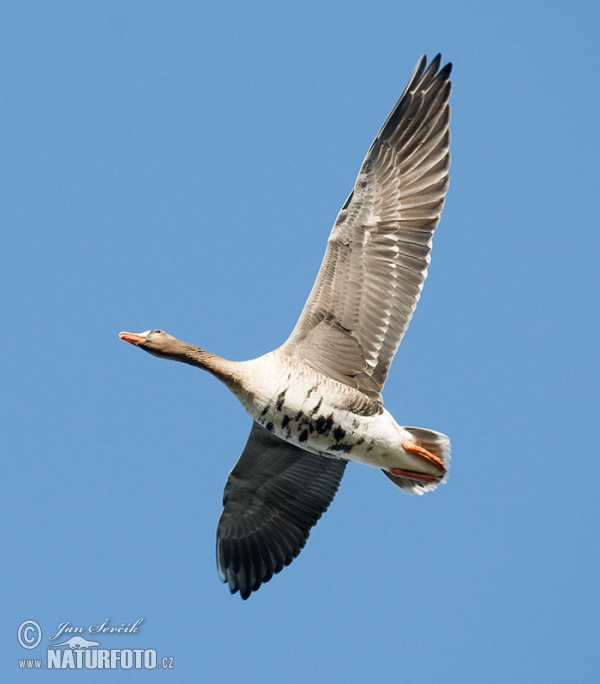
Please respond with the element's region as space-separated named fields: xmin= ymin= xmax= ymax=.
xmin=279 ymin=55 xmax=452 ymax=400
xmin=217 ymin=422 xmax=347 ymax=599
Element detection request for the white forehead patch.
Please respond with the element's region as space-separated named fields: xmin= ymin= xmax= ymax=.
xmin=140 ymin=330 xmax=152 ymax=337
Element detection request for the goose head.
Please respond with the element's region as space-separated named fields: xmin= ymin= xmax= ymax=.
xmin=119 ymin=329 xmax=185 ymax=360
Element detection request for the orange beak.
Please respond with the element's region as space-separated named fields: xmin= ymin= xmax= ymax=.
xmin=119 ymin=331 xmax=146 ymax=346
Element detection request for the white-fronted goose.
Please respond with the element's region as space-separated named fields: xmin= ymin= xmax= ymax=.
xmin=120 ymin=54 xmax=452 ymax=599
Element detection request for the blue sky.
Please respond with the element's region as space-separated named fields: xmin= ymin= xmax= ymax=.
xmin=2 ymin=1 xmax=599 ymax=682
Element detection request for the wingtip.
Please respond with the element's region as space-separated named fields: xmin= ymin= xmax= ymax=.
xmin=440 ymin=60 xmax=453 ymax=78
xmin=422 ymin=53 xmax=452 ymax=80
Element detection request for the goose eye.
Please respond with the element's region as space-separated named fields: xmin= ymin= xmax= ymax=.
xmin=153 ymin=329 xmax=163 ymax=334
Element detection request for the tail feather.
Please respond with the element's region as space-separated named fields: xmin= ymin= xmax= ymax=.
xmin=383 ymin=427 xmax=451 ymax=496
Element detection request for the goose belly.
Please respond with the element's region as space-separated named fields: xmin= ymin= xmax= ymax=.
xmin=246 ymin=372 xmax=409 ymax=471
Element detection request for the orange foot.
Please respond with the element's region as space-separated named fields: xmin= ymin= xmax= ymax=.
xmin=389 ymin=439 xmax=447 ymax=483
xmin=389 ymin=468 xmax=441 ymax=483
xmin=401 ymin=438 xmax=446 ymax=470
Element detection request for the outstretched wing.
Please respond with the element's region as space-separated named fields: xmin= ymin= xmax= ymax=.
xmin=217 ymin=422 xmax=347 ymax=599
xmin=280 ymin=55 xmax=452 ymax=400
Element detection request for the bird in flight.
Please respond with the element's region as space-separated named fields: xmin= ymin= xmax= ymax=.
xmin=120 ymin=54 xmax=452 ymax=599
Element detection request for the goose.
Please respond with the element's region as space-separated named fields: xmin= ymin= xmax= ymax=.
xmin=120 ymin=54 xmax=452 ymax=600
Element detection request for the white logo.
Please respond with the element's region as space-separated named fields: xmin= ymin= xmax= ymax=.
xmin=17 ymin=620 xmax=42 ymax=650
xmin=17 ymin=618 xmax=175 ymax=671
xmin=52 ymin=636 xmax=101 ymax=650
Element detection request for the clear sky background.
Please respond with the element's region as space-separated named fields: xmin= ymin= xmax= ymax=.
xmin=2 ymin=1 xmax=599 ymax=682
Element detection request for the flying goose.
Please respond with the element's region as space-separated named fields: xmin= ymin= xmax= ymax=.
xmin=120 ymin=54 xmax=452 ymax=599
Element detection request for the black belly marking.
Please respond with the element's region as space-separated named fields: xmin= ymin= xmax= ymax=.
xmin=310 ymin=397 xmax=323 ymax=416
xmin=333 ymin=426 xmax=346 ymax=442
xmin=276 ymin=389 xmax=287 ymax=412
xmin=329 ymin=443 xmax=353 ymax=454
xmin=281 ymin=415 xmax=290 ymax=429
xmin=260 ymin=405 xmax=270 ymax=417
xmin=298 ymin=429 xmax=309 ymax=443
xmin=265 ymin=421 xmax=274 ymax=432
xmin=314 ymin=414 xmax=334 ymax=435
xmin=306 ymin=384 xmax=318 ymax=399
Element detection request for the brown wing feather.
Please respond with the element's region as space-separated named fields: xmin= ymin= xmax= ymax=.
xmin=280 ymin=55 xmax=452 ymax=400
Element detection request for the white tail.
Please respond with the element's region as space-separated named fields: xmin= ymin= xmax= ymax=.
xmin=382 ymin=427 xmax=451 ymax=495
